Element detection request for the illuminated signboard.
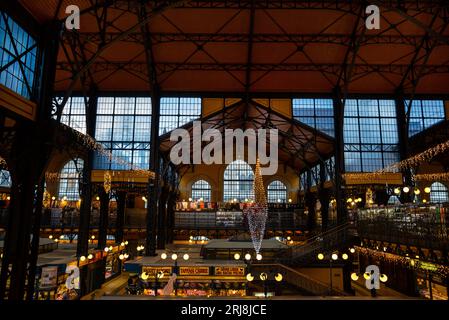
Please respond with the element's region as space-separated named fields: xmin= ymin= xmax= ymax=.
xmin=215 ymin=266 xmax=245 ymax=276
xmin=179 ymin=267 xmax=210 ymax=276
xmin=142 ymin=266 xmax=172 ymax=276
xmin=420 ymin=262 xmax=438 ymax=272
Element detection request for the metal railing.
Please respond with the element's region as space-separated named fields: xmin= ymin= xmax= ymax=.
xmin=251 ymin=263 xmax=348 ymax=296
xmin=287 ymin=222 xmax=352 ymax=262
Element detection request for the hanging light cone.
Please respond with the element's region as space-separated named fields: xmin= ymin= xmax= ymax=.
xmin=244 ymin=158 xmax=268 ymax=255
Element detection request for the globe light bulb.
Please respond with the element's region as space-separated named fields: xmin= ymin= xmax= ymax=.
xmin=256 ymin=253 xmax=262 ymax=261
xmin=161 ymin=253 xmax=167 ymax=260
xmin=331 ymin=253 xmax=338 ymax=261
xmin=342 ymin=253 xmax=349 ymax=260
xmin=234 ymin=253 xmax=240 ymax=260
xmin=424 ymin=187 xmax=431 ymax=193
xmin=275 ymin=273 xmax=283 ymax=282
xmin=246 ymin=273 xmax=254 ymax=282
xmin=171 ymin=253 xmax=178 ymax=261
xmin=317 ymin=253 xmax=324 ymax=260
xmin=245 ymin=253 xmax=251 ymax=261
xmin=380 ymin=274 xmax=388 ymax=283
xmin=351 ymin=273 xmax=359 ymax=281
xmin=183 ymin=254 xmax=189 ymax=261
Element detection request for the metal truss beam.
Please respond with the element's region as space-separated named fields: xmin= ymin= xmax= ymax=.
xmin=69 ymin=32 xmax=442 ymax=47
xmin=57 ymin=61 xmax=449 ymax=76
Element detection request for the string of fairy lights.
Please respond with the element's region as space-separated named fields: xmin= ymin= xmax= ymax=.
xmin=59 ymin=124 xmax=155 ymax=179
xmin=342 ymin=138 xmax=449 ymax=183
xmin=355 ymin=246 xmax=449 ymax=277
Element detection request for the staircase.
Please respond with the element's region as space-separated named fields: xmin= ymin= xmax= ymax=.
xmin=251 ymin=263 xmax=348 ymax=296
xmin=281 ymin=222 xmax=353 ymax=264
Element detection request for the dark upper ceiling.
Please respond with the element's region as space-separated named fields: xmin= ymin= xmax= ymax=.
xmin=18 ymin=0 xmax=449 ymax=95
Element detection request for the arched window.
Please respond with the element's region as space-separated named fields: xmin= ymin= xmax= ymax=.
xmin=223 ymin=160 xmax=254 ymax=202
xmin=267 ymin=180 xmax=287 ymax=203
xmin=388 ymin=195 xmax=401 ymax=205
xmin=0 ymin=170 xmax=11 ymax=187
xmin=191 ymin=180 xmax=211 ymax=202
xmin=430 ymin=182 xmax=449 ymax=203
xmin=58 ymin=159 xmax=84 ymax=201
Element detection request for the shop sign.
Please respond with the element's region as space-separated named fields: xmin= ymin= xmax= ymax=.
xmin=214 ymin=266 xmax=245 ymax=276
xmin=420 ymin=262 xmax=438 ymax=272
xmin=40 ymin=266 xmax=58 ymax=288
xmin=179 ymin=267 xmax=210 ymax=276
xmin=142 ymin=266 xmax=172 ymax=276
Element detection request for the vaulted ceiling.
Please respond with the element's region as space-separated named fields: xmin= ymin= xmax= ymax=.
xmin=18 ymin=0 xmax=449 ymax=95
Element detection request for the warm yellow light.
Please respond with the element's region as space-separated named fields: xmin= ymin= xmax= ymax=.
xmin=51 ymin=196 xmax=56 ymax=201
xmin=245 ymin=253 xmax=251 ymax=261
xmin=317 ymin=253 xmax=324 ymax=260
xmin=363 ymin=272 xmax=371 ymax=280
xmin=62 ymin=196 xmax=67 ymax=201
xmin=347 ymin=198 xmax=353 ymax=203
xmin=171 ymin=253 xmax=178 ymax=261
xmin=161 ymin=253 xmax=167 ymax=260
xmin=80 ymin=256 xmax=86 ymax=262
xmin=54 ymin=239 xmax=59 ymax=243
xmin=157 ymin=271 xmax=164 ymax=279
xmin=188 ymin=198 xmax=192 ymax=202
xmin=423 ymin=199 xmax=427 ymax=203
xmin=331 ymin=253 xmax=338 ymax=261
xmin=91 ymin=235 xmax=95 ymax=240
xmin=104 ymin=247 xmax=109 ymax=252
xmin=424 ymin=187 xmax=431 ymax=193
xmin=96 ymin=196 xmax=100 ymax=201
xmin=49 ymin=235 xmax=53 ymax=239
xmin=394 ymin=188 xmax=400 ymax=195
xmin=342 ymin=253 xmax=349 ymax=260
xmin=125 ymin=241 xmax=129 ymax=245
xmin=380 ymin=274 xmax=388 ymax=283
xmin=275 ymin=273 xmax=283 ymax=282
xmin=233 ymin=198 xmax=237 ymax=203
xmin=183 ymin=254 xmax=189 ymax=261
xmin=234 ymin=253 xmax=240 ymax=260
xmin=287 ymin=236 xmax=291 ymax=241
xmin=256 ymin=253 xmax=262 ymax=261
xmin=124 ymin=253 xmax=129 ymax=259
xmin=119 ymin=254 xmax=125 ymax=260
xmin=120 ymin=242 xmax=125 ymax=247
xmin=414 ymin=189 xmax=420 ymax=195
xmin=246 ymin=273 xmax=254 ymax=282
xmin=87 ymin=254 xmax=93 ymax=260
xmin=109 ymin=246 xmax=113 ymax=251
xmin=351 ymin=273 xmax=359 ymax=281
xmin=403 ymin=186 xmax=410 ymax=193
xmin=349 ymin=248 xmax=355 ymax=253
xmin=288 ymin=198 xmax=292 ymax=203
xmin=259 ymin=272 xmax=268 ymax=281
xmin=141 ymin=272 xmax=149 ymax=280
xmin=189 ymin=239 xmax=193 ymax=243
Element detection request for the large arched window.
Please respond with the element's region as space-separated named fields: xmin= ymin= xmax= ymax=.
xmin=267 ymin=180 xmax=287 ymax=203
xmin=58 ymin=159 xmax=84 ymax=201
xmin=223 ymin=160 xmax=254 ymax=202
xmin=430 ymin=182 xmax=449 ymax=203
xmin=191 ymin=180 xmax=211 ymax=202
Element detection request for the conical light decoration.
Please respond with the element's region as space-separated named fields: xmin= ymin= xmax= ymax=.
xmin=104 ymin=171 xmax=112 ymax=194
xmin=244 ymin=158 xmax=268 ymax=254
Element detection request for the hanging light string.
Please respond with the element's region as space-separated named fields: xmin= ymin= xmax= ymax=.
xmin=414 ymin=172 xmax=449 ymax=182
xmin=58 ymin=124 xmax=155 ymax=178
xmin=356 ymin=246 xmax=449 ymax=277
xmin=342 ymin=138 xmax=449 ymax=181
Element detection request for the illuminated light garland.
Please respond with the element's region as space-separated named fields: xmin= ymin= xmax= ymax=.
xmin=59 ymin=124 xmax=155 ymax=179
xmin=355 ymin=246 xmax=449 ymax=277
xmin=342 ymin=138 xmax=449 ymax=181
xmin=244 ymin=158 xmax=268 ymax=254
xmin=104 ymin=171 xmax=112 ymax=193
xmin=414 ymin=172 xmax=449 ymax=182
